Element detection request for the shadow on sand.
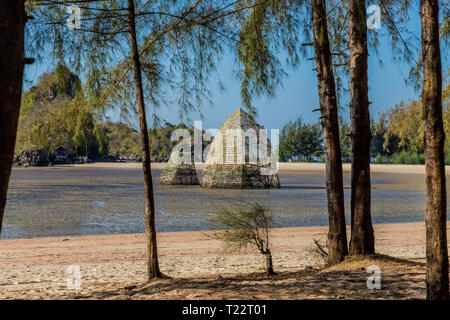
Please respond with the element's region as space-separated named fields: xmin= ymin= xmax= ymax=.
xmin=81 ymin=254 xmax=426 ymax=300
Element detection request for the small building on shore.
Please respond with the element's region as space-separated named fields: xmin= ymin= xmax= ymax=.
xmin=55 ymin=146 xmax=69 ymax=163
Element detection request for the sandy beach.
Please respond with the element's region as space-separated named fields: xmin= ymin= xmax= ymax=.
xmin=1 ymin=221 xmax=447 ymax=300
xmin=2 ymin=162 xmax=448 ymax=299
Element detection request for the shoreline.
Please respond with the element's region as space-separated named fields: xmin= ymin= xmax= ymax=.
xmin=13 ymin=161 xmax=447 ymax=175
xmin=0 ymin=219 xmax=427 ymax=242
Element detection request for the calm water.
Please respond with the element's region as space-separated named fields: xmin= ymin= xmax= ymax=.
xmin=2 ymin=165 xmax=447 ymax=239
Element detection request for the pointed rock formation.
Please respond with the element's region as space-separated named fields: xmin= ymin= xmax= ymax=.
xmin=201 ymin=108 xmax=280 ymax=189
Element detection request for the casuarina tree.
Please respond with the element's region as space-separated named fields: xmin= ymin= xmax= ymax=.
xmin=311 ymin=0 xmax=348 ymax=264
xmin=348 ymin=0 xmax=375 ymax=255
xmin=0 ymin=1 xmax=28 ymax=236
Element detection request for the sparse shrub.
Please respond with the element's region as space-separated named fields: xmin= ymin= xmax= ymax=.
xmin=208 ymin=202 xmax=276 ymax=277
xmin=375 ymin=154 xmax=391 ymax=164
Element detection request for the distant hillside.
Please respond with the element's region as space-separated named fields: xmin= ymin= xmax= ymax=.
xmin=16 ymin=65 xmax=206 ymax=163
xmin=100 ymin=122 xmax=207 ymax=162
xmin=15 ymin=63 xmax=100 ymax=157
xmin=100 ymin=121 xmax=141 ymax=159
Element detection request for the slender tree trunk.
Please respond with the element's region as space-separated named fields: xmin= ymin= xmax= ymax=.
xmin=312 ymin=0 xmax=348 ymax=265
xmin=348 ymin=0 xmax=374 ymax=255
xmin=127 ymin=0 xmax=163 ymax=280
xmin=420 ymin=0 xmax=449 ymax=300
xmin=263 ymin=249 xmax=275 ymax=277
xmin=0 ymin=1 xmax=26 ymax=235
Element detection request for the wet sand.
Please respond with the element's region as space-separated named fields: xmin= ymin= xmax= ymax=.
xmin=61 ymin=161 xmax=433 ymax=174
xmin=1 ymin=221 xmax=446 ymax=300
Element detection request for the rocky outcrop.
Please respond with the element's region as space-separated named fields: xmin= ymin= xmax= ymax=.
xmin=201 ymin=108 xmax=280 ymax=189
xmin=14 ymin=149 xmax=49 ymax=167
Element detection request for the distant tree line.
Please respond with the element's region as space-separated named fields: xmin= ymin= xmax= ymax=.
xmin=279 ymin=117 xmax=323 ymax=162
xmin=279 ymin=81 xmax=449 ymax=165
xmin=371 ymin=81 xmax=450 ymax=165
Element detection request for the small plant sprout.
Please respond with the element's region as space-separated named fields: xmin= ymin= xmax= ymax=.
xmin=208 ymin=202 xmax=276 ymax=277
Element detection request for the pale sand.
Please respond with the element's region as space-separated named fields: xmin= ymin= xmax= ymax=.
xmin=56 ymin=162 xmax=441 ymax=174
xmin=1 ymin=222 xmax=447 ymax=300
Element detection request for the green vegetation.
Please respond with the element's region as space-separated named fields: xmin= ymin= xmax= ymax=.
xmin=16 ymin=64 xmax=108 ymax=159
xmin=339 ymin=118 xmax=352 ymax=163
xmin=370 ymin=81 xmax=450 ymax=165
xmin=279 ymin=116 xmax=323 ymax=162
xmin=278 ymin=82 xmax=450 ymax=165
xmin=100 ymin=122 xmax=141 ymax=159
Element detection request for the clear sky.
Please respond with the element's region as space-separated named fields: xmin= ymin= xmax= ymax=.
xmin=24 ymin=2 xmax=448 ymax=133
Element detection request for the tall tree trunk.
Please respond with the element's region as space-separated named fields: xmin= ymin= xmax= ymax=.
xmin=0 ymin=1 xmax=26 ymax=235
xmin=348 ymin=0 xmax=374 ymax=255
xmin=312 ymin=0 xmax=348 ymax=265
xmin=420 ymin=0 xmax=449 ymax=300
xmin=263 ymin=249 xmax=275 ymax=277
xmin=127 ymin=0 xmax=163 ymax=280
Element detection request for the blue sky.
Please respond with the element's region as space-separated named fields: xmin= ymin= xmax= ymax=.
xmin=24 ymin=2 xmax=448 ymax=132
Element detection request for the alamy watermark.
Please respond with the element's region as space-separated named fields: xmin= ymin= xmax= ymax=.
xmin=65 ymin=4 xmax=381 ymax=32
xmin=66 ymin=5 xmax=81 ymax=30
xmin=66 ymin=264 xmax=81 ymax=290
xmin=366 ymin=265 xmax=381 ymax=290
xmin=168 ymin=121 xmax=279 ymax=175
xmin=367 ymin=5 xmax=381 ymax=30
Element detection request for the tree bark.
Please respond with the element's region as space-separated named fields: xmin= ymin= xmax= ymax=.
xmin=263 ymin=250 xmax=276 ymax=277
xmin=0 ymin=1 xmax=26 ymax=235
xmin=348 ymin=0 xmax=375 ymax=255
xmin=420 ymin=0 xmax=449 ymax=300
xmin=127 ymin=0 xmax=163 ymax=280
xmin=312 ymin=0 xmax=348 ymax=265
